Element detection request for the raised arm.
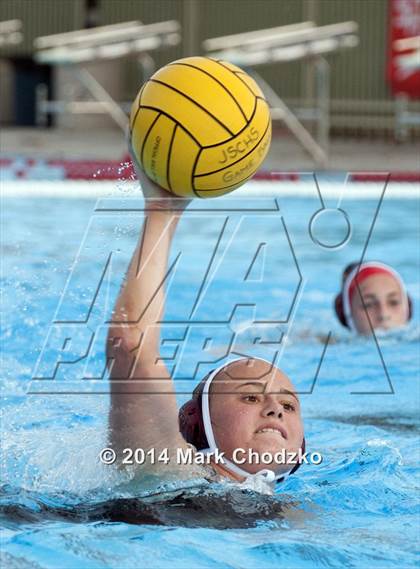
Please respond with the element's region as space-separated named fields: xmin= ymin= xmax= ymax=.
xmin=107 ymin=160 xmax=191 ymax=460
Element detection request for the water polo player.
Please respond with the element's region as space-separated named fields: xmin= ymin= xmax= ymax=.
xmin=334 ymin=261 xmax=412 ymax=335
xmin=106 ymin=161 xmax=305 ymax=489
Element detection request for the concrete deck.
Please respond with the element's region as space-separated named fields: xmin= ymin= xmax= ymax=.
xmin=1 ymin=126 xmax=419 ymax=172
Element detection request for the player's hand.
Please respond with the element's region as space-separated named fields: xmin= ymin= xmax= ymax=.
xmin=129 ymin=139 xmax=192 ymax=211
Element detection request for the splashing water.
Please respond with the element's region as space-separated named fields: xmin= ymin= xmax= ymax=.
xmin=2 ymin=185 xmax=419 ymax=568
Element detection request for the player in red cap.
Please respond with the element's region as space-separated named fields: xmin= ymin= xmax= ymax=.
xmin=334 ymin=261 xmax=412 ymax=334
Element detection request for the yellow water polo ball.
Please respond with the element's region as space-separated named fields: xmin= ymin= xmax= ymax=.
xmin=129 ymin=56 xmax=272 ymax=198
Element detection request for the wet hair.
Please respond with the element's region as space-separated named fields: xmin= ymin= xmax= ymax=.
xmin=334 ymin=261 xmax=413 ymax=328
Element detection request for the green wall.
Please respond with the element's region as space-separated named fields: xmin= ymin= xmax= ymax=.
xmin=1 ymin=0 xmax=418 ymax=132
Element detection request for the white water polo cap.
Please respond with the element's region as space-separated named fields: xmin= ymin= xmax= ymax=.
xmin=196 ymin=357 xmax=304 ymax=485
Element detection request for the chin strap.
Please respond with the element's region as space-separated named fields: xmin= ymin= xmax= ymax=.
xmin=197 ymin=358 xmax=299 ymax=484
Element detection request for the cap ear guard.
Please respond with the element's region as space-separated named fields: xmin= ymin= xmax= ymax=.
xmin=178 ymin=397 xmax=208 ymax=451
xmin=334 ymin=293 xmax=349 ymax=328
xmin=334 ymin=261 xmax=360 ymax=329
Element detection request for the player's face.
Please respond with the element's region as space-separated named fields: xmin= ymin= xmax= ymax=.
xmin=350 ymin=274 xmax=408 ymax=334
xmin=209 ymin=361 xmax=304 ymax=475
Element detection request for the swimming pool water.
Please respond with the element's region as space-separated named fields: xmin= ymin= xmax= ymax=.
xmin=1 ymin=180 xmax=419 ymax=568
